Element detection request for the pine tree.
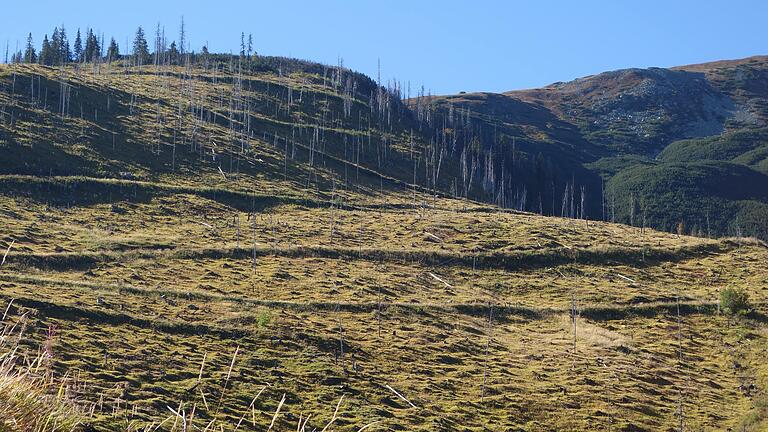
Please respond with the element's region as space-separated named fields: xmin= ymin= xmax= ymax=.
xmin=73 ymin=29 xmax=83 ymax=62
xmin=23 ymin=33 xmax=36 ymax=64
xmin=106 ymin=38 xmax=119 ymax=63
xmin=132 ymin=26 xmax=150 ymax=66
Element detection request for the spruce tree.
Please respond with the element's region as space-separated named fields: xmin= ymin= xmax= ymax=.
xmin=91 ymin=32 xmax=101 ymax=61
xmin=132 ymin=26 xmax=150 ymax=66
xmin=59 ymin=26 xmax=71 ymax=63
xmin=168 ymin=41 xmax=179 ymax=65
xmin=39 ymin=34 xmax=51 ymax=65
xmin=23 ymin=33 xmax=36 ymax=63
xmin=51 ymin=27 xmax=61 ymax=64
xmin=73 ymin=29 xmax=82 ymax=62
xmin=106 ymin=38 xmax=119 ymax=63
xmin=84 ymin=29 xmax=95 ymax=61
xmin=83 ymin=30 xmax=91 ymax=61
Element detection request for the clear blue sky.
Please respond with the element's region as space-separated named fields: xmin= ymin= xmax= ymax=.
xmin=1 ymin=0 xmax=766 ymax=95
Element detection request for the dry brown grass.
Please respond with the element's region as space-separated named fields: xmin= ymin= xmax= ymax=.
xmin=0 ymin=314 xmax=82 ymax=432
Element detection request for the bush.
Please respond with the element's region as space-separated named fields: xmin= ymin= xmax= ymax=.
xmin=256 ymin=310 xmax=272 ymax=328
xmin=720 ymin=287 xmax=752 ymax=315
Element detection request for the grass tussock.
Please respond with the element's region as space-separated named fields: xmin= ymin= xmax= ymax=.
xmin=5 ymin=239 xmax=732 ymax=273
xmin=721 ymin=236 xmax=768 ymax=249
xmin=739 ymin=391 xmax=768 ymax=431
xmin=0 ymin=308 xmax=375 ymax=432
xmin=0 ymin=317 xmax=82 ymax=432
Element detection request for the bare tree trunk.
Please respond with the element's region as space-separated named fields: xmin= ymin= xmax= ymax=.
xmin=481 ymin=303 xmax=494 ymax=401
xmin=676 ymin=287 xmax=685 ymax=431
xmin=571 ymin=294 xmax=578 ymax=356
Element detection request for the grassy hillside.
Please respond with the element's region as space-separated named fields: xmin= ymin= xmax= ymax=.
xmin=6 ymin=56 xmax=768 ymax=239
xmin=2 ymin=173 xmax=768 ymax=431
xmin=0 ymin=318 xmax=83 ymax=431
xmin=2 ymin=59 xmax=768 ymax=431
xmin=0 ymin=61 xmax=441 ymax=205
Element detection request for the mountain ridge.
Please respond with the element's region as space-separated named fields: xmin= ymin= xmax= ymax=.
xmin=424 ymin=54 xmax=768 ymax=238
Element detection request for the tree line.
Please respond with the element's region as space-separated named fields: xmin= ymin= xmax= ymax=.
xmin=4 ymin=18 xmax=253 ymax=68
xmin=10 ymin=26 xmax=120 ymax=66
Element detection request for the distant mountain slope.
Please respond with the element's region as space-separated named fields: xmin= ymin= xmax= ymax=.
xmin=508 ymin=55 xmax=768 ymax=155
xmin=660 ymin=127 xmax=768 ymax=171
xmin=425 ymin=55 xmax=768 ymax=239
xmin=674 ymin=55 xmax=768 ymax=124
xmin=510 ymin=68 xmax=735 ymax=154
xmin=607 ymin=161 xmax=768 ymax=237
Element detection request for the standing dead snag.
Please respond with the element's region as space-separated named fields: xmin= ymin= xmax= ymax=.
xmin=481 ymin=303 xmax=494 ymax=401
xmin=571 ymin=293 xmax=578 ymax=370
xmin=675 ymin=287 xmax=685 ymax=431
xmin=235 ymin=213 xmax=240 ymax=248
xmin=676 ymin=287 xmax=683 ymax=362
xmin=267 ymin=393 xmax=286 ymax=432
xmin=251 ymin=212 xmax=257 ymax=274
xmin=337 ymin=306 xmax=347 ymax=373
xmin=377 ymin=285 xmax=382 ymax=340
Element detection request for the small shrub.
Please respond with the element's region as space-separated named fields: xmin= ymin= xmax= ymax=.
xmin=256 ymin=310 xmax=271 ymax=328
xmin=720 ymin=287 xmax=751 ymax=315
xmin=738 ymin=391 xmax=768 ymax=431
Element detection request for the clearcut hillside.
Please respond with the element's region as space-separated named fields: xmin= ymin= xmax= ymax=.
xmin=1 ymin=59 xmax=768 ymax=431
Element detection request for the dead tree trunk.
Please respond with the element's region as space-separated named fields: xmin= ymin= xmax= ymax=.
xmin=481 ymin=303 xmax=494 ymax=401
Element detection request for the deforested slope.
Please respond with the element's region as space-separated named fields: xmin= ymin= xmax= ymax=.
xmin=2 ymin=59 xmax=768 ymax=431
